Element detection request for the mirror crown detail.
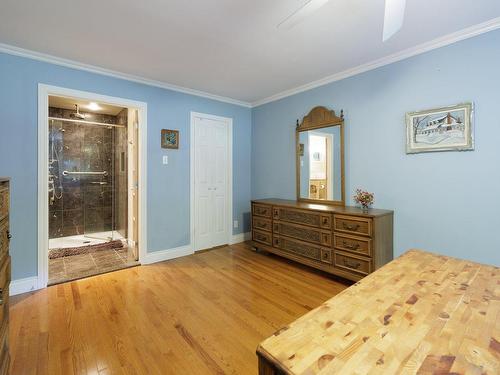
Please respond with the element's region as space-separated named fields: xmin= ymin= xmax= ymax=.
xmin=297 ymin=106 xmax=344 ymax=130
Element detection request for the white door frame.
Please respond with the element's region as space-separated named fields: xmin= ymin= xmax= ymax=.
xmin=37 ymin=84 xmax=148 ymax=289
xmin=190 ymin=111 xmax=233 ymax=252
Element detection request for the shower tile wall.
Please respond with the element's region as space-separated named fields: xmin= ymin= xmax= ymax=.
xmin=49 ymin=107 xmax=123 ymax=239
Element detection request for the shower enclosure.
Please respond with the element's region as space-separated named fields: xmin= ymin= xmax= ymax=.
xmin=48 ymin=105 xmax=128 ymax=248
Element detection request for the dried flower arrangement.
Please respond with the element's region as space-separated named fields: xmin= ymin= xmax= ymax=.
xmin=353 ymin=189 xmax=374 ymax=210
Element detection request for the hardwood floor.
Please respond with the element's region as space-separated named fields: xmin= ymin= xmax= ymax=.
xmin=9 ymin=243 xmax=349 ymax=375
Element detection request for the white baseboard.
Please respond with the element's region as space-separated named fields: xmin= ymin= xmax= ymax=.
xmin=141 ymin=245 xmax=194 ymax=265
xmin=10 ymin=239 xmax=247 ymax=295
xmin=9 ymin=276 xmax=40 ymax=296
xmin=230 ymin=232 xmax=251 ymax=245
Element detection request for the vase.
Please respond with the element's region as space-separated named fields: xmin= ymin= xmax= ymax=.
xmin=361 ymin=204 xmax=369 ymax=213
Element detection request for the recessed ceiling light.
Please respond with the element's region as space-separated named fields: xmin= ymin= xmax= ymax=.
xmin=87 ymin=102 xmax=102 ymax=111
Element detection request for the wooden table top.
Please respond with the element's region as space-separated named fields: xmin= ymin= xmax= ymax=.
xmin=257 ymin=250 xmax=500 ymax=374
xmin=252 ymin=198 xmax=393 ymax=217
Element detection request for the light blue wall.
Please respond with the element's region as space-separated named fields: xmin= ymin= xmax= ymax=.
xmin=0 ymin=52 xmax=252 ymax=280
xmin=252 ymin=30 xmax=500 ymax=266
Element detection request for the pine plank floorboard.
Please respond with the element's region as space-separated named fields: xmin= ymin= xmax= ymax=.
xmin=9 ymin=243 xmax=349 ymax=375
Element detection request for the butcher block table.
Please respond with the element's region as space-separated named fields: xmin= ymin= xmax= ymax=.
xmin=257 ymin=250 xmax=499 ymax=375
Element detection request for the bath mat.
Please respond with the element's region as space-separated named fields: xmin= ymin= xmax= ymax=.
xmin=49 ymin=239 xmax=124 ymax=259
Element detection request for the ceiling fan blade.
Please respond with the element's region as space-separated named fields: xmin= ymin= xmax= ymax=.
xmin=383 ymin=0 xmax=406 ymax=41
xmin=277 ymin=0 xmax=330 ymax=29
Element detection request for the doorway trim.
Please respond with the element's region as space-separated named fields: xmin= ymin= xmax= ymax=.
xmin=190 ymin=111 xmax=233 ymax=252
xmin=37 ymin=84 xmax=148 ymax=289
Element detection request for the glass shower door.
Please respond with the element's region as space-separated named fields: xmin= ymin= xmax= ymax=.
xmin=82 ymin=124 xmax=115 ymax=242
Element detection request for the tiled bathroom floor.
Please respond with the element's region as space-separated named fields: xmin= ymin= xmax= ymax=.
xmin=48 ymin=247 xmax=139 ymax=285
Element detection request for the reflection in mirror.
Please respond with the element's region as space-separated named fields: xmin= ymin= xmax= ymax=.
xmin=299 ymin=127 xmax=342 ymax=201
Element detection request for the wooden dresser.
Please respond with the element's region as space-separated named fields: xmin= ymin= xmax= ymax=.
xmin=257 ymin=250 xmax=500 ymax=374
xmin=0 ymin=178 xmax=10 ymax=375
xmin=251 ymin=199 xmax=393 ymax=282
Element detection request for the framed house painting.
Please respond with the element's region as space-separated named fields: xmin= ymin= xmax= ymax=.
xmin=406 ymin=103 xmax=474 ymax=154
xmin=161 ymin=129 xmax=179 ymax=149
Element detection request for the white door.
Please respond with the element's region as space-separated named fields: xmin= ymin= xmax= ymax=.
xmin=194 ymin=115 xmax=230 ymax=251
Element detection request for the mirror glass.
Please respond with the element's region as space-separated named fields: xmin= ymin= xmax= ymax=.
xmin=298 ymin=126 xmax=342 ymax=202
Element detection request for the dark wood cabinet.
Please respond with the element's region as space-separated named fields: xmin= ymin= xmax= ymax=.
xmin=0 ymin=178 xmax=10 ymax=375
xmin=251 ymin=199 xmax=393 ymax=282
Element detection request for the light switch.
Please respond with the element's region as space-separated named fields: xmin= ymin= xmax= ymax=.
xmin=163 ymin=155 xmax=168 ymax=165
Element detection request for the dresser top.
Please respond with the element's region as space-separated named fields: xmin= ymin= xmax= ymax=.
xmin=257 ymin=250 xmax=500 ymax=375
xmin=0 ymin=177 xmax=10 ymax=183
xmin=252 ymin=198 xmax=393 ymax=217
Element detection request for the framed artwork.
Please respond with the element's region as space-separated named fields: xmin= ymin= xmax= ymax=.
xmin=406 ymin=103 xmax=474 ymax=154
xmin=161 ymin=129 xmax=179 ymax=149
xmin=299 ymin=143 xmax=304 ymax=156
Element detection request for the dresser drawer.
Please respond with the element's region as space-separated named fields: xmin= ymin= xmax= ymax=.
xmin=0 ymin=185 xmax=8 ymax=223
xmin=252 ymin=203 xmax=272 ymax=218
xmin=274 ymin=235 xmax=328 ymax=263
xmin=334 ymin=215 xmax=372 ymax=237
xmin=0 ymin=318 xmax=8 ymax=375
xmin=273 ymin=221 xmax=331 ymax=247
xmin=0 ymin=350 xmax=8 ymax=375
xmin=320 ymin=249 xmax=333 ymax=265
xmin=0 ymin=285 xmax=8 ymax=334
xmin=252 ymin=217 xmax=272 ymax=232
xmin=0 ymin=257 xmax=10 ymax=298
xmin=273 ymin=207 xmax=331 ymax=229
xmin=334 ymin=233 xmax=372 ymax=257
xmin=0 ymin=220 xmax=9 ymax=265
xmin=253 ymin=229 xmax=272 ymax=246
xmin=334 ymin=251 xmax=371 ymax=275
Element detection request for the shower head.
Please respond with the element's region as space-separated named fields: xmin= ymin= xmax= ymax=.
xmin=70 ymin=104 xmax=86 ymax=120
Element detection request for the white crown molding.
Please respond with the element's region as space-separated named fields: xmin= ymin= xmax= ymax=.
xmin=0 ymin=43 xmax=252 ymax=108
xmin=2 ymin=17 xmax=499 ymax=109
xmin=251 ymin=17 xmax=500 ymax=107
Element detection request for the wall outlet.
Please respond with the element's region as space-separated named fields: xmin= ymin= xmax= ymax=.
xmin=163 ymin=155 xmax=168 ymax=165
xmin=233 ymin=220 xmax=238 ymax=228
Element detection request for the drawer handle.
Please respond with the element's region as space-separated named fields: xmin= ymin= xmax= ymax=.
xmin=7 ymin=230 xmax=12 ymax=240
xmin=273 ymin=238 xmax=280 ymax=247
xmin=255 ymin=234 xmax=267 ymax=241
xmin=342 ymin=241 xmax=360 ymax=250
xmin=323 ymin=252 xmax=330 ymax=260
xmin=0 ymin=290 xmax=3 ymax=305
xmin=344 ymin=259 xmax=361 ymax=269
xmin=322 ymin=217 xmax=329 ymax=225
xmin=342 ymin=222 xmax=360 ymax=231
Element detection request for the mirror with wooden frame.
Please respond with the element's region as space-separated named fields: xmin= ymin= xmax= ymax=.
xmin=296 ymin=106 xmax=345 ymax=206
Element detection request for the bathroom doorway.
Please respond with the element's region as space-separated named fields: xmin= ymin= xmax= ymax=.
xmin=38 ymin=85 xmax=147 ymax=287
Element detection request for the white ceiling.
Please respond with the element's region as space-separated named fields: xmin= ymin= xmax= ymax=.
xmin=1 ymin=0 xmax=500 ymax=105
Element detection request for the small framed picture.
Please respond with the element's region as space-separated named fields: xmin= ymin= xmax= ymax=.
xmin=299 ymin=143 xmax=304 ymax=156
xmin=161 ymin=129 xmax=179 ymax=149
xmin=406 ymin=103 xmax=474 ymax=154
